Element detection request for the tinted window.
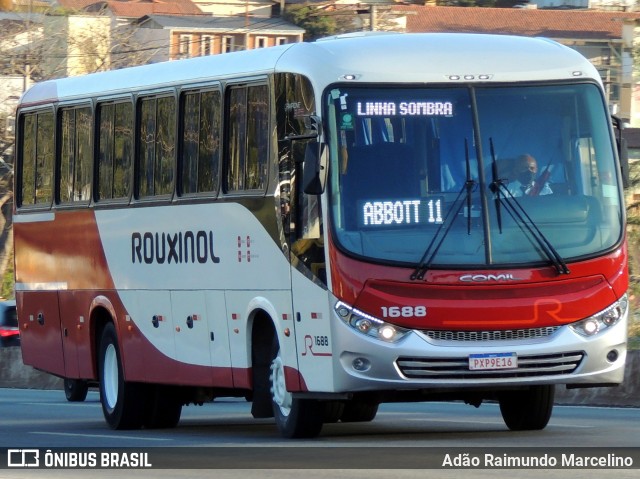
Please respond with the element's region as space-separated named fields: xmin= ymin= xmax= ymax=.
xmin=225 ymin=84 xmax=269 ymax=192
xmin=19 ymin=111 xmax=54 ymax=207
xmin=97 ymin=102 xmax=133 ymax=201
xmin=137 ymin=96 xmax=175 ymax=198
xmin=180 ymin=89 xmax=221 ymax=195
xmin=59 ymin=106 xmax=92 ymax=203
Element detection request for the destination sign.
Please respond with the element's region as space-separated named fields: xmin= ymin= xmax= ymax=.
xmin=356 ymin=101 xmax=453 ymax=117
xmin=359 ymin=198 xmax=444 ymax=227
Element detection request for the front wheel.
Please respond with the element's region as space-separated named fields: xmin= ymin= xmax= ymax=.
xmin=98 ymin=322 xmax=147 ymax=429
xmin=270 ymin=338 xmax=324 ymax=438
xmin=499 ymin=385 xmax=555 ymax=431
xmin=340 ymin=400 xmax=379 ymax=423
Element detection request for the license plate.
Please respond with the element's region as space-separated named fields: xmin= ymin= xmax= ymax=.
xmin=468 ymin=352 xmax=518 ymax=371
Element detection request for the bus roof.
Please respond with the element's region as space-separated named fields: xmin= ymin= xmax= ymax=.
xmin=19 ymin=32 xmax=600 ymax=107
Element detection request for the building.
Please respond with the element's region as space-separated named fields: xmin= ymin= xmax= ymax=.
xmin=190 ymin=0 xmax=275 ymax=17
xmin=529 ymin=0 xmax=636 ymax=10
xmin=134 ymin=14 xmax=303 ymax=61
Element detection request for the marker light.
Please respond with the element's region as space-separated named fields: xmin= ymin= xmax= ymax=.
xmin=570 ymin=295 xmax=628 ymax=338
xmin=335 ymin=301 xmax=409 ymax=343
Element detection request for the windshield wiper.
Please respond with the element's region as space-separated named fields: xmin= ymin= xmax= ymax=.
xmin=411 ymin=140 xmax=476 ymax=280
xmin=489 ymin=148 xmax=570 ymax=276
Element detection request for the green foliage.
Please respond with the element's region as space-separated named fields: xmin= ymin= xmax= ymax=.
xmin=284 ymin=5 xmax=335 ymax=41
xmin=283 ymin=5 xmax=354 ymax=41
xmin=625 ymin=161 xmax=640 ymax=349
xmin=1 ymin=252 xmax=13 ymax=300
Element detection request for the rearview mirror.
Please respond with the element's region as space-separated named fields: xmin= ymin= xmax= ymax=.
xmin=302 ymin=141 xmax=327 ymax=195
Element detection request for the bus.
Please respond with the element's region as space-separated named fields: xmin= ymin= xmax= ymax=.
xmin=14 ymin=33 xmax=629 ymax=438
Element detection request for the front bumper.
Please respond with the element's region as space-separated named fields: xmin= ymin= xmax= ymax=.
xmin=331 ymin=308 xmax=627 ymax=393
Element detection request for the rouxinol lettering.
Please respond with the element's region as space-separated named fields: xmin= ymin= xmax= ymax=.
xmin=131 ymin=231 xmax=221 ymax=265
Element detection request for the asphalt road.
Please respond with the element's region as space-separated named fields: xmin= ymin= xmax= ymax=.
xmin=0 ymin=388 xmax=638 ymax=478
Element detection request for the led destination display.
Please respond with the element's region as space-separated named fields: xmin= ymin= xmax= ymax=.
xmin=359 ymin=198 xmax=444 ymax=227
xmin=356 ymin=101 xmax=454 ymax=117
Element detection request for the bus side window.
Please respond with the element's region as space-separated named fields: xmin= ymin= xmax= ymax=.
xmin=59 ymin=106 xmax=92 ymax=204
xmin=179 ymin=89 xmax=221 ymax=196
xmin=224 ymin=83 xmax=269 ymax=193
xmin=18 ymin=110 xmax=54 ymax=207
xmin=97 ymin=101 xmax=133 ymax=202
xmin=137 ymin=95 xmax=176 ymax=198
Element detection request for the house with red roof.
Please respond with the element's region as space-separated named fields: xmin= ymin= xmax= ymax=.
xmin=54 ymin=0 xmax=204 ymax=17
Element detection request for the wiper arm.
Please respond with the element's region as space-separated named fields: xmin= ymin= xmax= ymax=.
xmin=491 ymin=180 xmax=570 ymax=275
xmin=411 ymin=141 xmax=476 ymax=281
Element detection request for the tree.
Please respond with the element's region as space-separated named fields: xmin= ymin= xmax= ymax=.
xmin=283 ymin=4 xmax=355 ymax=41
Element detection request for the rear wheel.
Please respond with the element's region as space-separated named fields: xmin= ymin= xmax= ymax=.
xmin=144 ymin=384 xmax=182 ymax=429
xmin=270 ymin=337 xmax=324 ymax=438
xmin=98 ymin=322 xmax=147 ymax=429
xmin=64 ymin=378 xmax=89 ymax=402
xmin=499 ymin=385 xmax=555 ymax=431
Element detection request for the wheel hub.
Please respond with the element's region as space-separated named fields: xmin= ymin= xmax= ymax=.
xmin=270 ymin=353 xmax=292 ymax=417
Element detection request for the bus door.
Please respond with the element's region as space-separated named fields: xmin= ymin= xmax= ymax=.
xmin=58 ymin=291 xmax=84 ymax=379
xmin=18 ymin=290 xmax=66 ymax=377
xmin=288 ymin=167 xmax=333 ymax=392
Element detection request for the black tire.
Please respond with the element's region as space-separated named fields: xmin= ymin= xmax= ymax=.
xmin=270 ymin=336 xmax=324 ymax=438
xmin=499 ymin=385 xmax=555 ymax=431
xmin=98 ymin=322 xmax=147 ymax=430
xmin=144 ymin=384 xmax=183 ymax=429
xmin=340 ymin=400 xmax=379 ymax=423
xmin=64 ymin=378 xmax=89 ymax=402
xmin=323 ymin=401 xmax=345 ymax=424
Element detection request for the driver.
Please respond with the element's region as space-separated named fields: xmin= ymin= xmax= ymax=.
xmin=507 ymin=154 xmax=552 ymax=197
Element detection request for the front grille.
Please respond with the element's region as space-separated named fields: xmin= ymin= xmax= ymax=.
xmin=422 ymin=326 xmax=561 ymax=342
xmin=396 ymin=351 xmax=584 ymax=380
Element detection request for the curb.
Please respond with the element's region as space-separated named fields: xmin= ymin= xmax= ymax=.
xmin=1 ymin=347 xmax=638 ymax=407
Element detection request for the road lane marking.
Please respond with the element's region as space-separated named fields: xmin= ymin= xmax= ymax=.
xmin=32 ymin=431 xmax=172 ymax=441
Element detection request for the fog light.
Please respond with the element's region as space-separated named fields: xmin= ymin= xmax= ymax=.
xmin=606 ymin=350 xmax=619 ymax=363
xmin=352 ymin=357 xmax=371 ymax=372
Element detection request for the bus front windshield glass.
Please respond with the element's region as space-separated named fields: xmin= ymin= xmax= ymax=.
xmin=326 ymin=84 xmax=623 ymax=269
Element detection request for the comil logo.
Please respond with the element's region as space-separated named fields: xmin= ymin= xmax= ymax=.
xmin=7 ymin=449 xmax=40 ymax=467
xmin=459 ymin=273 xmax=522 ymax=282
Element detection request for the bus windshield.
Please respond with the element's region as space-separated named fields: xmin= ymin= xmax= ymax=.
xmin=326 ymin=83 xmax=623 ymax=269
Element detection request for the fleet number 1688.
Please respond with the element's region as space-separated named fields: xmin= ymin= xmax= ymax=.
xmin=380 ymin=306 xmax=427 ymax=318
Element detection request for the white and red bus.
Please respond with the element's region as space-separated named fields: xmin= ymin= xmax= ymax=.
xmin=14 ymin=33 xmax=629 ymax=438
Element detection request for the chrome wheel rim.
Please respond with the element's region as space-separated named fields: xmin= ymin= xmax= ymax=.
xmin=103 ymin=343 xmax=119 ymax=411
xmin=270 ymin=350 xmax=292 ymax=417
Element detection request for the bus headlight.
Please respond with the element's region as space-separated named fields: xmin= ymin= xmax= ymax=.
xmin=335 ymin=301 xmax=409 ymax=343
xmin=569 ymin=294 xmax=628 ymax=338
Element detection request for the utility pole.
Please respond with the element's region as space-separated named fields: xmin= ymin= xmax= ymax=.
xmin=370 ymin=5 xmax=377 ymax=31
